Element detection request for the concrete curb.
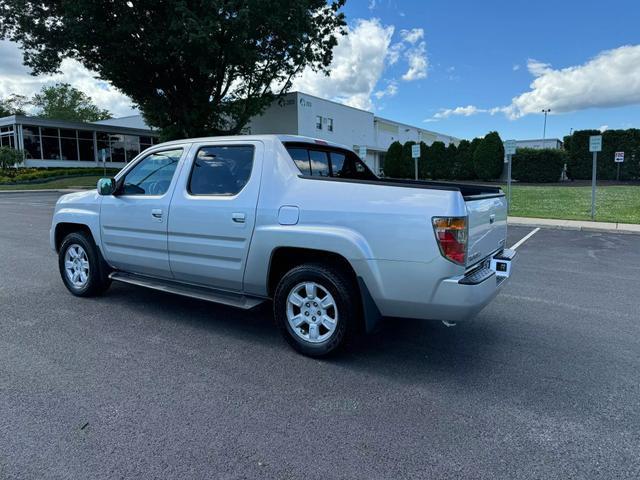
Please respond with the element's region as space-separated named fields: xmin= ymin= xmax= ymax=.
xmin=508 ymin=216 xmax=640 ymax=235
xmin=0 ymin=188 xmax=86 ymax=194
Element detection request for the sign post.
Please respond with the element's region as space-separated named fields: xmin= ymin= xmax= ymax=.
xmin=589 ymin=135 xmax=602 ymax=220
xmin=504 ymin=140 xmax=516 ymax=213
xmin=614 ymin=151 xmax=624 ymax=181
xmin=411 ymin=144 xmax=420 ymax=180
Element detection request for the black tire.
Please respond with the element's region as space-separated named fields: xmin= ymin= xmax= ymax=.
xmin=58 ymin=231 xmax=112 ymax=297
xmin=273 ymin=263 xmax=359 ymax=357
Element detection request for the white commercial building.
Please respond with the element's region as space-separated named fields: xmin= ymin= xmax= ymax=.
xmin=248 ymin=92 xmax=460 ymax=173
xmin=1 ymin=91 xmax=459 ymax=172
xmin=515 ymin=138 xmax=564 ymax=150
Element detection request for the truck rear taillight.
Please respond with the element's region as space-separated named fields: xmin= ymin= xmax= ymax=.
xmin=432 ymin=217 xmax=467 ymax=265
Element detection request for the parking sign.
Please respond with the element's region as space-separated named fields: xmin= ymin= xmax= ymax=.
xmin=504 ymin=140 xmax=517 ymax=155
xmin=615 ymin=152 xmax=624 ymax=163
xmin=411 ymin=144 xmax=420 ymax=158
xmin=589 ymin=135 xmax=602 ymax=152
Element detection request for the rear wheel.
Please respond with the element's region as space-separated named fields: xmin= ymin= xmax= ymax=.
xmin=58 ymin=232 xmax=111 ymax=297
xmin=274 ymin=263 xmax=358 ymax=357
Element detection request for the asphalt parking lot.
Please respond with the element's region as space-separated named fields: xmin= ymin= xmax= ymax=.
xmin=1 ymin=191 xmax=639 ymax=480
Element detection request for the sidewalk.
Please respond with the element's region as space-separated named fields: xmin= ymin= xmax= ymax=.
xmin=508 ymin=216 xmax=640 ymax=235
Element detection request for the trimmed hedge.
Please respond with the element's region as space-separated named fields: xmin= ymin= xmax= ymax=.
xmin=564 ymin=129 xmax=640 ymax=180
xmin=511 ymin=148 xmax=567 ymax=183
xmin=0 ymin=167 xmax=121 ymax=184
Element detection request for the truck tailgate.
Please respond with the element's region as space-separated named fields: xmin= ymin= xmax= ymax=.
xmin=465 ymin=194 xmax=508 ymax=266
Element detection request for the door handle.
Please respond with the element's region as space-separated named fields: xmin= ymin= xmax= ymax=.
xmin=151 ymin=209 xmax=163 ymax=220
xmin=232 ymin=212 xmax=246 ymax=223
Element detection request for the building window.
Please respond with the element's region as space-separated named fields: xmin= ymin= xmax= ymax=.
xmin=327 ymin=118 xmax=334 ymax=132
xmin=59 ymin=129 xmax=78 ymax=161
xmin=77 ymin=130 xmax=95 ymax=161
xmin=315 ymin=115 xmax=322 ymax=130
xmin=109 ymin=134 xmax=125 ymax=163
xmin=124 ymin=135 xmax=141 ymax=162
xmin=41 ymin=128 xmax=61 ymax=160
xmin=22 ymin=125 xmax=42 ymax=160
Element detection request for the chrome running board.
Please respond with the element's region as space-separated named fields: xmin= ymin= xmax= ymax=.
xmin=109 ymin=272 xmax=266 ymax=310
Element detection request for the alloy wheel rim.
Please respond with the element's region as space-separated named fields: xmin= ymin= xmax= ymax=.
xmin=286 ymin=281 xmax=338 ymax=343
xmin=64 ymin=244 xmax=90 ymax=289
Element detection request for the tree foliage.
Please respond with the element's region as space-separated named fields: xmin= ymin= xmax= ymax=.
xmin=452 ymin=139 xmax=476 ymax=180
xmin=427 ymin=141 xmax=448 ymax=180
xmin=382 ymin=141 xmax=406 ymax=178
xmin=0 ymin=0 xmax=346 ymax=140
xmin=473 ymin=131 xmax=504 ymax=180
xmin=31 ymin=83 xmax=111 ymax=122
xmin=0 ymin=94 xmax=29 ymax=116
xmin=564 ymin=129 xmax=640 ymax=180
xmin=0 ymin=147 xmax=24 ymax=171
xmin=512 ymin=148 xmax=567 ymax=183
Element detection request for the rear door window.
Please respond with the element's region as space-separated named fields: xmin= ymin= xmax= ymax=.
xmin=188 ymin=145 xmax=255 ymax=195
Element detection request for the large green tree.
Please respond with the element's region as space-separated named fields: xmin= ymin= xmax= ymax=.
xmin=451 ymin=139 xmax=476 ymax=180
xmin=473 ymin=131 xmax=505 ymax=180
xmin=427 ymin=141 xmax=448 ymax=180
xmin=32 ymin=83 xmax=111 ymax=122
xmin=0 ymin=0 xmax=346 ymax=139
xmin=0 ymin=94 xmax=29 ymax=116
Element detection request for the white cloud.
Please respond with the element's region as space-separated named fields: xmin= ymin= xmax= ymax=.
xmin=599 ymin=124 xmax=609 ymax=132
xmin=400 ymin=28 xmax=424 ymax=45
xmin=430 ymin=44 xmax=640 ymax=122
xmin=526 ymin=59 xmax=552 ymax=77
xmin=0 ymin=40 xmax=136 ymax=117
xmin=293 ymin=18 xmax=395 ymax=110
xmin=428 ymin=105 xmax=485 ymax=121
xmin=374 ymin=81 xmax=398 ymax=99
xmin=507 ymin=45 xmax=640 ymax=119
xmin=402 ymin=41 xmax=428 ymax=81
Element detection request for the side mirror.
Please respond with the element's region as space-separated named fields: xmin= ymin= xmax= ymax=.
xmin=97 ymin=177 xmax=116 ymax=196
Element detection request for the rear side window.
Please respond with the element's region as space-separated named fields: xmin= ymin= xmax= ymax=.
xmin=188 ymin=145 xmax=254 ymax=195
xmin=285 ymin=145 xmax=376 ymax=180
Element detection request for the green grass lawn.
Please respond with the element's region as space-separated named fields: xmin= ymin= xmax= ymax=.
xmin=0 ymin=175 xmax=102 ymax=191
xmin=507 ymin=185 xmax=640 ymax=224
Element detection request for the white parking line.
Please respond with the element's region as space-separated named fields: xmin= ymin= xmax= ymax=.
xmin=510 ymin=227 xmax=540 ymax=250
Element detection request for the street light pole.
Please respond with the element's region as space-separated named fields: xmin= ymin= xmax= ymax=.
xmin=542 ymin=109 xmax=551 ymax=147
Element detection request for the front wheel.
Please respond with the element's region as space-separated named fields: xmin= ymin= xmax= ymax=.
xmin=273 ymin=263 xmax=359 ymax=357
xmin=58 ymin=232 xmax=111 ymax=297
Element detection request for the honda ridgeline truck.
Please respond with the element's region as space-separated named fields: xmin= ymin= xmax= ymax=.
xmin=51 ymin=135 xmax=515 ymax=356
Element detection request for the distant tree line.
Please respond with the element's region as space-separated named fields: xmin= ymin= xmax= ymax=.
xmin=384 ymin=128 xmax=640 ymax=183
xmin=383 ymin=131 xmax=505 ymax=181
xmin=0 ymin=83 xmax=112 ymax=123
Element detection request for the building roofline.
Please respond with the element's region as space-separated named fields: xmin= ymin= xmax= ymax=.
xmin=289 ymin=91 xmax=374 ymax=116
xmin=516 ymin=138 xmax=563 ymax=142
xmin=3 ymin=114 xmax=155 ymax=135
xmin=374 ymin=115 xmax=461 ymax=141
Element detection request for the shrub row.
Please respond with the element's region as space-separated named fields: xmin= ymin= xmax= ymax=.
xmin=564 ymin=129 xmax=640 ymax=180
xmin=511 ymin=148 xmax=567 ymax=183
xmin=0 ymin=167 xmax=121 ymax=184
xmin=383 ymin=132 xmax=505 ymax=181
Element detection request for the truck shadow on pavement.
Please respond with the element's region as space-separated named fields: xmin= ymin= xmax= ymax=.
xmin=103 ymin=281 xmax=503 ymax=378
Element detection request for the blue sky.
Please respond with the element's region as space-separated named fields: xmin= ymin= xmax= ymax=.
xmin=330 ymin=0 xmax=640 ymax=140
xmin=1 ymin=0 xmax=639 ymax=142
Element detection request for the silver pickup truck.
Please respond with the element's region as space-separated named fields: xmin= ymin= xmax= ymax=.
xmin=51 ymin=135 xmax=515 ymax=356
